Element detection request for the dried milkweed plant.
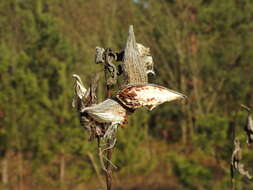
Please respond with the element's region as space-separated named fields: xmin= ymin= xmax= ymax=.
xmin=72 ymin=26 xmax=186 ymax=190
xmin=230 ymin=104 xmax=253 ymax=189
xmin=231 ymin=139 xmax=252 ymax=180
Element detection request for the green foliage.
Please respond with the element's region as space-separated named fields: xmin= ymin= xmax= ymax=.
xmin=169 ymin=153 xmax=212 ymax=190
xmin=193 ymin=114 xmax=230 ymax=156
xmin=114 ymin=109 xmax=157 ymax=175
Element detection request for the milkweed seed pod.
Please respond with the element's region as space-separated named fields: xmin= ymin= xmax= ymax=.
xmin=95 ymin=47 xmax=105 ymax=64
xmin=136 ymin=43 xmax=155 ymax=76
xmin=116 ymin=83 xmax=186 ymax=111
xmin=231 ymin=139 xmax=252 ymax=179
xmin=136 ymin=43 xmax=150 ymax=57
xmin=231 ymin=139 xmax=242 ymax=170
xmin=72 ymin=74 xmax=89 ymax=111
xmin=123 ymin=26 xmax=148 ymax=85
xmin=81 ymin=99 xmax=127 ymax=126
xmin=245 ymin=115 xmax=253 ymax=144
xmin=72 ymin=74 xmax=100 ymax=129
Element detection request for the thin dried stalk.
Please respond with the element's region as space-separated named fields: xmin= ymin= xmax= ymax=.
xmin=87 ymin=152 xmax=106 ymax=189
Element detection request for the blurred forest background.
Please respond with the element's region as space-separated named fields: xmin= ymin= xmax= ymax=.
xmin=1 ymin=0 xmax=253 ymax=189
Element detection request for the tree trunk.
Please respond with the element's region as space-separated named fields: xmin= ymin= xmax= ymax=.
xmin=60 ymin=152 xmax=65 ymax=189
xmin=181 ymin=120 xmax=187 ymax=145
xmin=2 ymin=156 xmax=8 ymax=190
xmin=18 ymin=152 xmax=23 ymax=190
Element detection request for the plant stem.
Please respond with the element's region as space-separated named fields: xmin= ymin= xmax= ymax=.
xmin=105 ymin=84 xmax=113 ymax=190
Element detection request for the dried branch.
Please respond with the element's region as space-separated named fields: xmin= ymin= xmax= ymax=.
xmin=98 ymin=139 xmax=118 ymax=173
xmin=86 ymin=152 xmax=106 ymax=188
xmin=240 ymin=104 xmax=251 ymax=113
